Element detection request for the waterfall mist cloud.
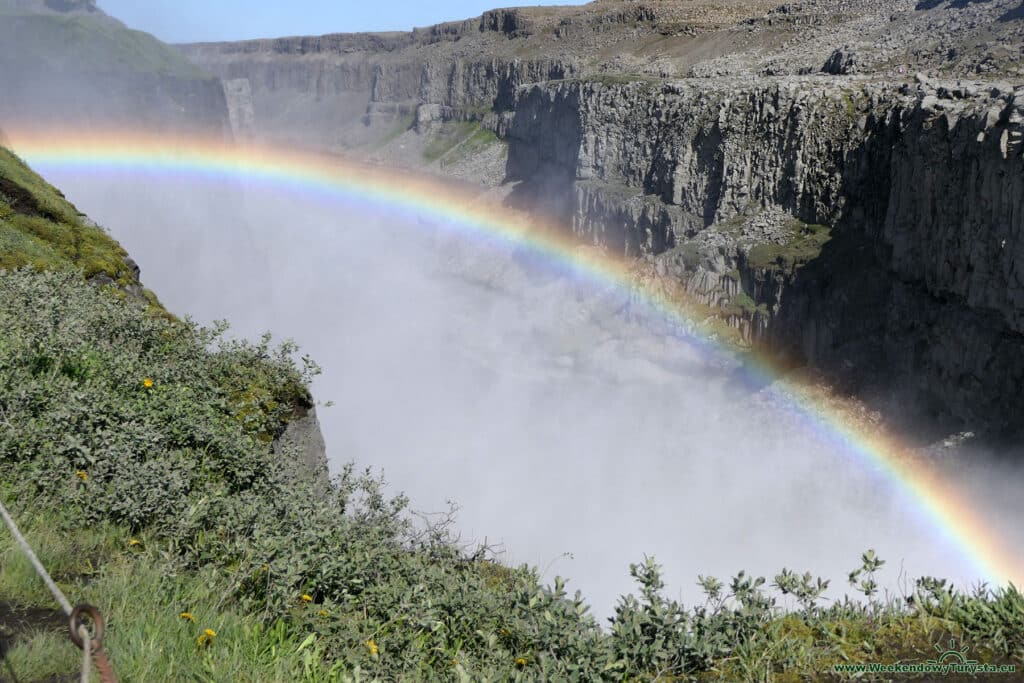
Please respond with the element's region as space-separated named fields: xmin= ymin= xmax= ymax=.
xmin=38 ymin=167 xmax=1024 ymax=619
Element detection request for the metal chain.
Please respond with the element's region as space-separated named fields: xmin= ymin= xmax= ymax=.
xmin=70 ymin=605 xmax=117 ymax=683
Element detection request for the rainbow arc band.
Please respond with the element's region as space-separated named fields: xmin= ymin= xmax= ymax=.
xmin=7 ymin=127 xmax=1021 ymax=589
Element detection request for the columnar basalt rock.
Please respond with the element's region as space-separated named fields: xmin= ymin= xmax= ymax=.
xmin=503 ymin=74 xmax=1024 ymax=434
xmin=506 ymin=78 xmax=863 ymax=248
xmin=178 ymin=0 xmax=1024 ymax=437
xmin=182 ymin=34 xmax=579 ymax=147
xmin=222 ymin=79 xmax=256 ymax=140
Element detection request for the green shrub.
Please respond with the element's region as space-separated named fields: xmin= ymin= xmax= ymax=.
xmin=1 ymin=267 xmax=1021 ymax=680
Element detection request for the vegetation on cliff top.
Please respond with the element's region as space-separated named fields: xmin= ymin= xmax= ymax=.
xmin=0 ymin=145 xmax=174 ymax=323
xmin=0 ymin=147 xmax=133 ymax=279
xmin=0 ymin=156 xmax=1021 ymax=681
xmin=422 ymin=120 xmax=487 ymax=164
xmin=747 ymin=222 xmax=832 ymax=270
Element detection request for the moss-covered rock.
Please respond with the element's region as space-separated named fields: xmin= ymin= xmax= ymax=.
xmin=746 ymin=223 xmax=832 ymax=270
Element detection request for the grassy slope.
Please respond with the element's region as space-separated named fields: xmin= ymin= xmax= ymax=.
xmin=0 ymin=146 xmax=174 ymax=317
xmin=0 ymin=152 xmax=1021 ymax=681
xmin=0 ymin=147 xmax=131 ymax=278
xmin=439 ymin=124 xmax=502 ymax=169
xmin=422 ymin=121 xmax=480 ymax=163
xmin=0 ymin=7 xmax=205 ymax=79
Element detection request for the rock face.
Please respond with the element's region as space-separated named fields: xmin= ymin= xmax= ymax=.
xmin=507 ymin=75 xmax=1024 ymax=435
xmin=177 ymin=0 xmax=1024 ymax=438
xmin=223 ymin=78 xmax=257 ymax=140
xmin=180 ymin=0 xmax=1024 ymax=147
xmin=180 ymin=33 xmax=576 ymax=149
xmin=273 ymin=402 xmax=330 ymax=484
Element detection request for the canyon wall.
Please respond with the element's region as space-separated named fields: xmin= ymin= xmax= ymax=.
xmin=179 ymin=25 xmax=577 ymax=149
xmin=180 ymin=1 xmax=1024 ymax=438
xmin=504 ymin=76 xmax=1024 ymax=435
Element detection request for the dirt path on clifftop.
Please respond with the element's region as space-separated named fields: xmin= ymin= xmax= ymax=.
xmin=0 ymin=602 xmax=75 ymax=683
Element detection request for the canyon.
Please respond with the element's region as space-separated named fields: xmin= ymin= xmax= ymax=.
xmin=3 ymin=4 xmax=1023 ymax=677
xmin=178 ymin=0 xmax=1024 ymax=442
xmin=2 ymin=0 xmax=1020 ymax=441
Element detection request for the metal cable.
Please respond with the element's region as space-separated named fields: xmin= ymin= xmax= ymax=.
xmin=80 ymin=622 xmax=91 ymax=683
xmin=0 ymin=499 xmax=73 ymax=616
xmin=0 ymin=498 xmax=114 ymax=682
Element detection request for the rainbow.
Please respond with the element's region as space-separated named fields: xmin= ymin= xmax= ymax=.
xmin=5 ymin=128 xmax=1021 ymax=590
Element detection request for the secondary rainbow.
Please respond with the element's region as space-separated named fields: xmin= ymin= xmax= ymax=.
xmin=6 ymin=128 xmax=1021 ymax=590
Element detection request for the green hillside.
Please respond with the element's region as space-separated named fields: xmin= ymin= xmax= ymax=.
xmin=0 ymin=4 xmax=204 ymax=79
xmin=0 ymin=147 xmax=130 ymax=277
xmin=0 ymin=150 xmax=1021 ymax=681
xmin=0 ymin=1 xmax=226 ymax=133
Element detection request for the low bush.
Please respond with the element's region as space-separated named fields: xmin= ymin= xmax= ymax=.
xmin=1 ymin=268 xmax=1021 ymax=681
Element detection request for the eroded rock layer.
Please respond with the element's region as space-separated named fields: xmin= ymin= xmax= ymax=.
xmin=180 ymin=0 xmax=1024 ymax=437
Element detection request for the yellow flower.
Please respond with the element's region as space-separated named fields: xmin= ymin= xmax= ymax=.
xmin=300 ymin=594 xmax=313 ymax=603
xmin=142 ymin=377 xmax=154 ymax=388
xmin=451 ymin=658 xmax=459 ymax=667
xmin=366 ymin=639 xmax=379 ymax=656
xmin=128 ymin=538 xmax=141 ymax=547
xmin=179 ymin=612 xmax=194 ymax=622
xmin=317 ymin=609 xmax=329 ymax=618
xmin=515 ymin=657 xmax=527 ymax=668
xmin=203 ymin=629 xmax=216 ymax=638
xmin=196 ymin=628 xmax=216 ymax=648
xmin=75 ymin=470 xmax=88 ymax=482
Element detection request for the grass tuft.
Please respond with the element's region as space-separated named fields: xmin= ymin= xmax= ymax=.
xmin=747 ymin=222 xmax=832 ymax=269
xmin=422 ymin=120 xmax=480 ymax=162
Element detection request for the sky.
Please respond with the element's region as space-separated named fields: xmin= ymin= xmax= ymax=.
xmin=97 ymin=1 xmax=590 ymax=43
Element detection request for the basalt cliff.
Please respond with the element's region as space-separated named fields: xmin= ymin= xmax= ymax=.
xmin=180 ymin=0 xmax=1024 ymax=441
